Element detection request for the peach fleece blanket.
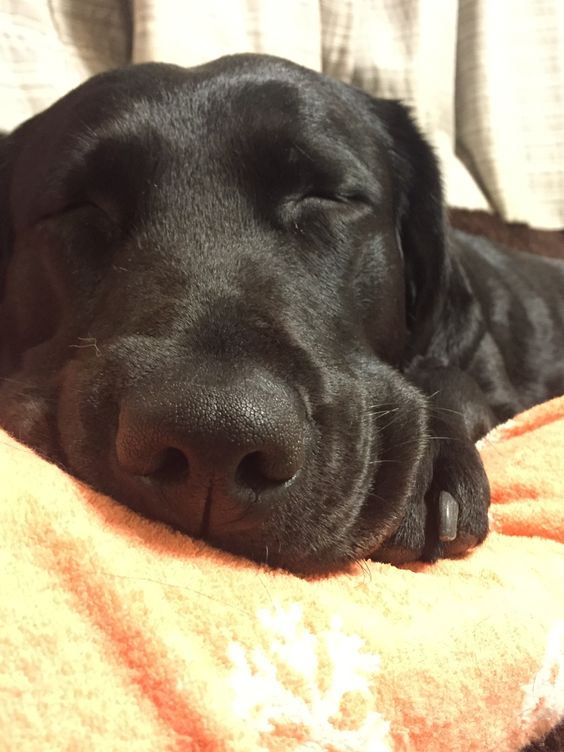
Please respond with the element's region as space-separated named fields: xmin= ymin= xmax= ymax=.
xmin=1 ymin=398 xmax=563 ymax=752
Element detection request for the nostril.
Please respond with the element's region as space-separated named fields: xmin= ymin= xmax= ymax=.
xmin=236 ymin=448 xmax=301 ymax=492
xmin=116 ymin=378 xmax=307 ymax=499
xmin=149 ymin=447 xmax=190 ymax=484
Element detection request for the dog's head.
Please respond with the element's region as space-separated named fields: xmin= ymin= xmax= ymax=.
xmin=0 ymin=55 xmax=455 ymax=570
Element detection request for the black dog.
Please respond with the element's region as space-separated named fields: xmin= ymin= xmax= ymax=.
xmin=1 ymin=55 xmax=563 ymax=571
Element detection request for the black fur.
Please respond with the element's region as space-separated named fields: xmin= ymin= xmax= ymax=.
xmin=1 ymin=55 xmax=563 ymax=572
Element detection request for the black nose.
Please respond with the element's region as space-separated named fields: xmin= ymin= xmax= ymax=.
xmin=114 ymin=371 xmax=307 ymax=511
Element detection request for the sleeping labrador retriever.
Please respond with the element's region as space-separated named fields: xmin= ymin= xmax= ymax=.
xmin=1 ymin=54 xmax=563 ymax=572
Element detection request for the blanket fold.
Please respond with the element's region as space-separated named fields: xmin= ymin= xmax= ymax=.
xmin=1 ymin=397 xmax=563 ymax=751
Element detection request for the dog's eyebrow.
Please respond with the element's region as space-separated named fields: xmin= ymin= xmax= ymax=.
xmin=289 ymin=136 xmax=374 ymax=178
xmin=283 ymin=140 xmax=379 ymax=203
xmin=30 ymin=126 xmax=161 ymax=221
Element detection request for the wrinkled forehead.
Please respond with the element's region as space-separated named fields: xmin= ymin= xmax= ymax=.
xmin=69 ymin=67 xmax=378 ymax=170
xmin=11 ymin=60 xmax=386 ymax=221
xmin=79 ymin=60 xmax=376 ymax=150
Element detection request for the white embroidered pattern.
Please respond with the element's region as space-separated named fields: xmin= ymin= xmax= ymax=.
xmin=228 ymin=603 xmax=390 ymax=751
xmin=521 ymin=619 xmax=564 ymax=738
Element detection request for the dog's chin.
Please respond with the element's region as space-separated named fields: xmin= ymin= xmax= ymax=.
xmin=0 ymin=379 xmax=61 ymax=464
xmin=59 ymin=447 xmax=387 ymax=573
xmin=59 ymin=440 xmax=412 ymax=574
xmin=1 ymin=358 xmax=426 ymax=572
xmin=55 ymin=413 xmax=404 ymax=573
xmin=2 ymin=396 xmax=417 ymax=572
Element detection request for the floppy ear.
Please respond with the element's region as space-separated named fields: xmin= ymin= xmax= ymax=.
xmin=0 ymin=131 xmax=13 ymax=298
xmin=0 ymin=117 xmax=38 ymax=298
xmin=0 ymin=130 xmax=16 ymax=375
xmin=369 ymin=100 xmax=456 ymax=359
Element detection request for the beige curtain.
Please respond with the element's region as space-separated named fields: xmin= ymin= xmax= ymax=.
xmin=1 ymin=0 xmax=562 ymax=228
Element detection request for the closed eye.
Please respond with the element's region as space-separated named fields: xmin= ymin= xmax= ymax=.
xmin=277 ymin=187 xmax=374 ymax=236
xmin=299 ymin=190 xmax=371 ymax=206
xmin=34 ymin=200 xmax=123 ymax=252
xmin=37 ymin=200 xmax=118 ymax=225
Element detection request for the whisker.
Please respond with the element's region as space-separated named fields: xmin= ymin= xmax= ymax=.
xmin=366 ymin=490 xmax=390 ymax=505
xmin=386 ymin=434 xmax=466 ymax=450
xmin=365 ymin=408 xmax=400 ymax=420
xmin=367 ymin=458 xmax=403 ymax=466
xmin=69 ymin=337 xmax=102 ymax=357
xmin=365 ymin=401 xmax=398 ymax=410
xmin=427 ymin=405 xmax=465 ymax=418
xmin=377 ymin=412 xmax=410 ymax=433
xmin=426 ymin=390 xmax=442 ymax=401
xmin=357 ymin=558 xmax=373 ymax=582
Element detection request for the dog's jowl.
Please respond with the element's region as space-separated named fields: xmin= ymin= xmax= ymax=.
xmin=1 ymin=55 xmax=563 ymax=571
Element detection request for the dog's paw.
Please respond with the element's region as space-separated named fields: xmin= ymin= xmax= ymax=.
xmin=374 ymin=434 xmax=490 ymax=565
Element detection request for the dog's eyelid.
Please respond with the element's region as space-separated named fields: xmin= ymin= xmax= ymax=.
xmin=294 ymin=188 xmax=372 ymax=207
xmin=37 ymin=200 xmax=118 ymax=225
